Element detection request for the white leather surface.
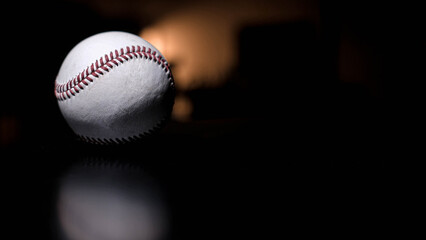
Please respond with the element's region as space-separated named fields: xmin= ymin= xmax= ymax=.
xmin=55 ymin=31 xmax=174 ymax=142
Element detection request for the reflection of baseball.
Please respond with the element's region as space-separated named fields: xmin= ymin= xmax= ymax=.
xmin=57 ymin=160 xmax=169 ymax=240
xmin=55 ymin=31 xmax=174 ymax=144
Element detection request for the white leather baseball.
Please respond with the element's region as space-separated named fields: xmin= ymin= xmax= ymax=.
xmin=55 ymin=31 xmax=174 ymax=144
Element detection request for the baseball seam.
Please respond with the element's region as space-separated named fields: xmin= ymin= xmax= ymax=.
xmin=76 ymin=114 xmax=170 ymax=145
xmin=55 ymin=45 xmax=173 ymax=101
xmin=55 ymin=45 xmax=174 ymax=144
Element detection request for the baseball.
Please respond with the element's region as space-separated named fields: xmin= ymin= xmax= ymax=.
xmin=54 ymin=31 xmax=175 ymax=144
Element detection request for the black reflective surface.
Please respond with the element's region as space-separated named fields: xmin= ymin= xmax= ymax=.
xmin=2 ymin=0 xmax=421 ymax=239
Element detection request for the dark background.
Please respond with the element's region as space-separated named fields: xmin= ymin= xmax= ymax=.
xmin=1 ymin=0 xmax=423 ymax=239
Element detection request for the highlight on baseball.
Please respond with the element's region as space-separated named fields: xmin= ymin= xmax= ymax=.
xmin=54 ymin=31 xmax=175 ymax=144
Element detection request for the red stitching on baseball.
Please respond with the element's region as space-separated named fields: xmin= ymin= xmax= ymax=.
xmin=55 ymin=45 xmax=172 ymax=101
xmin=76 ymin=114 xmax=170 ymax=145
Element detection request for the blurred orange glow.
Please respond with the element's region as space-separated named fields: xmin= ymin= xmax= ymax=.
xmin=172 ymin=94 xmax=194 ymax=122
xmin=138 ymin=0 xmax=319 ymax=120
xmin=140 ymin=0 xmax=319 ymax=91
xmin=140 ymin=9 xmax=237 ymax=91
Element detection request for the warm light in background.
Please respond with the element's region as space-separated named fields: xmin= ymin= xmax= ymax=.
xmin=172 ymin=94 xmax=194 ymax=122
xmin=140 ymin=8 xmax=237 ymax=91
xmin=138 ymin=0 xmax=319 ymax=120
xmin=139 ymin=0 xmax=319 ymax=91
